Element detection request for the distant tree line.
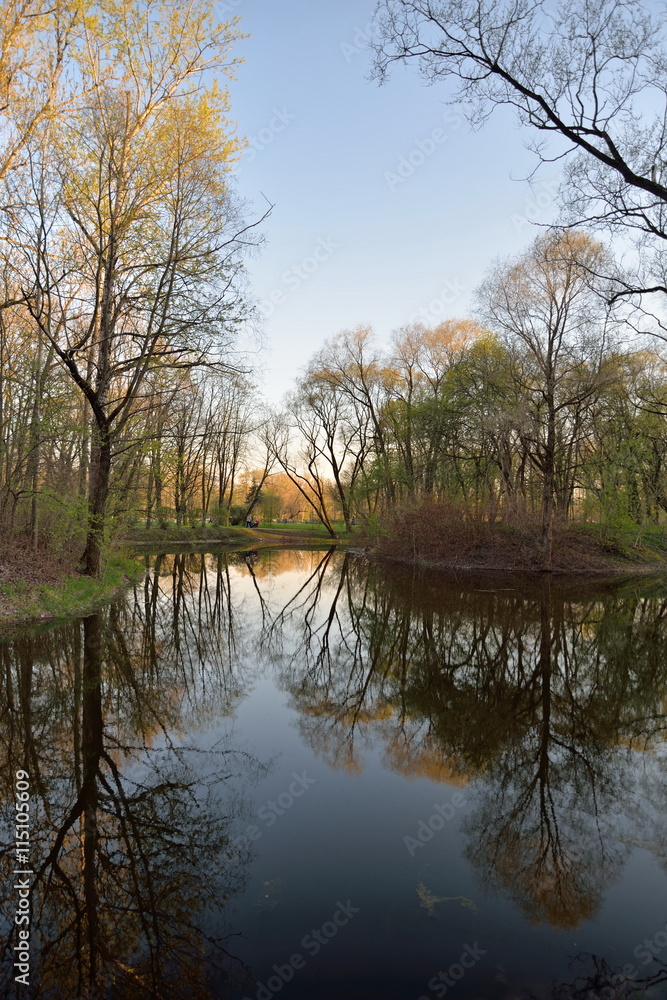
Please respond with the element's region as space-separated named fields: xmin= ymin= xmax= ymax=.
xmin=271 ymin=231 xmax=667 ymax=567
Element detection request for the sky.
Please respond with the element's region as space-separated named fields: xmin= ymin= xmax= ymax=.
xmin=225 ymin=0 xmax=562 ymax=402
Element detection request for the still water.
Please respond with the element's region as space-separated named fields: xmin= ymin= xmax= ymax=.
xmin=1 ymin=547 xmax=667 ymax=999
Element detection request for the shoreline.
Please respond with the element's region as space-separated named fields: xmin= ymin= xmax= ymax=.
xmin=366 ymin=552 xmax=667 ymax=602
xmin=369 ymin=548 xmax=667 ymax=577
xmin=0 ymin=556 xmax=145 ymax=634
xmin=0 ymin=528 xmax=344 ymax=631
xmin=2 ymin=523 xmax=667 ymax=632
xmin=368 ymin=514 xmax=667 ymax=578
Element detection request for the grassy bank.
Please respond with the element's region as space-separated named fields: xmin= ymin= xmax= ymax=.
xmin=370 ymin=501 xmax=667 ymax=574
xmin=0 ymin=553 xmax=144 ymax=631
xmin=3 ymin=507 xmax=664 ymax=632
xmin=0 ymin=523 xmax=346 ymax=630
xmin=124 ymin=523 xmax=253 ymax=545
xmin=254 ymin=522 xmax=348 ymax=544
xmin=126 ymin=522 xmax=351 ymax=547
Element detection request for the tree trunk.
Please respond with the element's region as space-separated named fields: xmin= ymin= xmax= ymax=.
xmin=541 ymin=396 xmax=556 ymax=572
xmin=145 ymin=464 xmax=153 ymax=529
xmin=28 ymin=331 xmax=45 ymax=551
xmin=81 ymin=422 xmax=111 ymax=577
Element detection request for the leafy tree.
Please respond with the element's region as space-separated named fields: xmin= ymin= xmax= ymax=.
xmin=244 ymin=476 xmax=263 ymax=509
xmin=0 ymin=0 xmax=79 ymax=193
xmin=478 ymin=230 xmax=619 ymax=567
xmin=10 ymin=0 xmax=251 ymax=573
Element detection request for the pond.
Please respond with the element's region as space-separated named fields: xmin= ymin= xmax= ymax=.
xmin=1 ymin=547 xmax=667 ymax=999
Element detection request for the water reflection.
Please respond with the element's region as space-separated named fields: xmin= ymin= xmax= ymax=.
xmin=1 ymin=549 xmax=667 ymax=997
xmin=274 ymin=559 xmax=667 ymax=929
xmin=0 ymin=553 xmax=264 ymax=998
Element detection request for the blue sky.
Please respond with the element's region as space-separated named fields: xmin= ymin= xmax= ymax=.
xmin=226 ymin=0 xmax=562 ymax=401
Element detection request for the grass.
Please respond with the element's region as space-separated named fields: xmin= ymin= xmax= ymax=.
xmin=595 ymin=521 xmax=667 ymax=557
xmin=3 ymin=508 xmax=664 ymax=632
xmin=125 ymin=520 xmax=355 ymax=547
xmin=0 ymin=553 xmax=144 ymax=632
xmin=124 ymin=523 xmax=253 ymax=544
xmin=256 ymin=521 xmax=349 ymax=538
xmin=0 ymin=519 xmax=349 ymax=630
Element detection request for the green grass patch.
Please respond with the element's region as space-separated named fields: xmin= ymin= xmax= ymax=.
xmin=257 ymin=521 xmax=351 ymax=539
xmin=124 ymin=523 xmax=253 ymax=545
xmin=126 ymin=521 xmax=355 ymax=546
xmin=0 ymin=553 xmax=144 ymax=632
xmin=576 ymin=522 xmax=667 ymax=561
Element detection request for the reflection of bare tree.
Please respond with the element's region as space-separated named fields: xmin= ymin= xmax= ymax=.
xmin=116 ymin=551 xmax=252 ymax=733
xmin=461 ymin=582 xmax=667 ymax=929
xmin=241 ymin=549 xmax=272 ymax=626
xmin=548 ymin=952 xmax=667 ymax=999
xmin=2 ymin=547 xmax=667 ymax=992
xmin=0 ymin=554 xmax=264 ymax=998
xmin=463 ymin=582 xmax=621 ymax=929
xmin=273 ymin=558 xmax=667 ymax=930
xmin=262 ymin=548 xmax=338 ymax=648
xmin=264 ymin=551 xmax=388 ymax=771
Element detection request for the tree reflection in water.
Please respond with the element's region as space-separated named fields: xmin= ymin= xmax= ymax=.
xmin=1 ymin=548 xmax=667 ymax=997
xmin=548 ymin=951 xmax=667 ymax=999
xmin=263 ymin=552 xmax=667 ymax=985
xmin=0 ymin=552 xmax=263 ymax=999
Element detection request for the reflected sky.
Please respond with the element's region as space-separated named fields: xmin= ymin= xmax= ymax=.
xmin=1 ymin=549 xmax=667 ymax=999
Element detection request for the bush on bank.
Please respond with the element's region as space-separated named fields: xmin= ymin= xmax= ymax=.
xmin=370 ymin=498 xmax=667 ymax=573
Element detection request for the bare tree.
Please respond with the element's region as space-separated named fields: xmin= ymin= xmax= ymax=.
xmin=478 ymin=230 xmax=619 ymax=567
xmin=372 ymin=0 xmax=667 ymax=309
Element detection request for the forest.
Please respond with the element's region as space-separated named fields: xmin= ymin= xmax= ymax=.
xmin=3 ymin=0 xmax=667 ymax=584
